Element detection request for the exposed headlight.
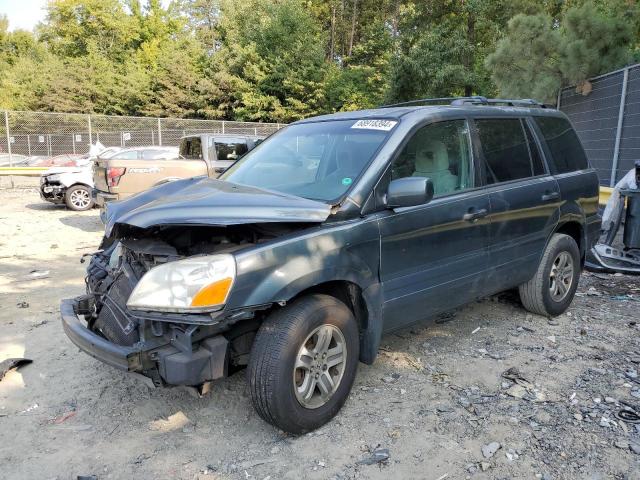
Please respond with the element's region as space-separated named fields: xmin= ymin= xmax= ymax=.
xmin=46 ymin=174 xmax=60 ymax=182
xmin=127 ymin=255 xmax=235 ymax=313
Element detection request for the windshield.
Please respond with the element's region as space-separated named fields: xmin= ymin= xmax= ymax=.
xmin=220 ymin=119 xmax=396 ymax=202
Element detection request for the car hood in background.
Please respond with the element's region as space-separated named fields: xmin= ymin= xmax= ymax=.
xmin=43 ymin=165 xmax=90 ymax=176
xmin=104 ymin=177 xmax=331 ymax=236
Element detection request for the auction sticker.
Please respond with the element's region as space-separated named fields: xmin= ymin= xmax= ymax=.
xmin=351 ymin=119 xmax=397 ymax=131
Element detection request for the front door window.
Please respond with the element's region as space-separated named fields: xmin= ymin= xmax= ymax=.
xmin=392 ymin=120 xmax=473 ymax=196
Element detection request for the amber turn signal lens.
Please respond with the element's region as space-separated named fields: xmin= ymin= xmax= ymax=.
xmin=190 ymin=277 xmax=233 ymax=307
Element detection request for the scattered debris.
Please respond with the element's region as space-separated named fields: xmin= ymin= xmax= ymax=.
xmin=52 ymin=410 xmax=77 ymax=424
xmin=237 ymin=458 xmax=277 ymax=470
xmin=29 ymin=269 xmax=50 ymax=277
xmin=481 ymin=442 xmax=501 ymax=459
xmin=16 ymin=301 xmax=29 ymax=308
xmin=0 ymin=357 xmax=32 ymax=381
xmin=382 ymin=373 xmax=401 ymax=384
xmin=615 ymin=408 xmax=640 ymax=424
xmin=19 ymin=403 xmax=39 ymax=414
xmin=358 ymin=446 xmax=390 ymax=466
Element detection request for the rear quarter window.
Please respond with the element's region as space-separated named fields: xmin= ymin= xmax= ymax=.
xmin=534 ymin=116 xmax=589 ymax=173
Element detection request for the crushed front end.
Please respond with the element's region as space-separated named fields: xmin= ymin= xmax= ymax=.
xmin=60 ymin=222 xmax=291 ymax=387
xmin=40 ymin=174 xmax=66 ymax=204
xmin=62 ymin=239 xmax=236 ymax=386
xmin=60 ymin=177 xmax=330 ymax=387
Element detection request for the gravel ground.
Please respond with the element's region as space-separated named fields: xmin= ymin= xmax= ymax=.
xmin=1 ymin=183 xmax=639 ymax=480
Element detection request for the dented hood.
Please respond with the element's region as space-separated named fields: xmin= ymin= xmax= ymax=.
xmin=104 ymin=177 xmax=331 ymax=236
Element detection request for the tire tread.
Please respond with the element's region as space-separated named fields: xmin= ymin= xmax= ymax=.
xmin=248 ymin=294 xmax=354 ymax=432
xmin=519 ymin=233 xmax=578 ymax=316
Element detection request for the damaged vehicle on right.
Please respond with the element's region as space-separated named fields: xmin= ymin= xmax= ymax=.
xmin=61 ymin=97 xmax=599 ymax=434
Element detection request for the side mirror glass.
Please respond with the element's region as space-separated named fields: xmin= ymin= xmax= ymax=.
xmin=386 ymin=177 xmax=434 ymax=208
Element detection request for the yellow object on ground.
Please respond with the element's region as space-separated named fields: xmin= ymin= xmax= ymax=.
xmin=0 ymin=167 xmax=48 ymax=176
xmin=599 ymin=186 xmax=613 ymax=206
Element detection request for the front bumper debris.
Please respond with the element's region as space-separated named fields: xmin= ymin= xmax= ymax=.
xmin=60 ymin=298 xmax=141 ymax=371
xmin=60 ymin=297 xmax=230 ymax=386
xmin=40 ymin=183 xmax=65 ymax=204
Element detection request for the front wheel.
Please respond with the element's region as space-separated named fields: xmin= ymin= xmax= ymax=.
xmin=65 ymin=185 xmax=93 ymax=211
xmin=248 ymin=294 xmax=359 ymax=434
xmin=519 ymin=233 xmax=581 ymax=316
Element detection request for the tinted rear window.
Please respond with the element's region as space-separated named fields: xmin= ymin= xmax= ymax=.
xmin=534 ymin=116 xmax=588 ymax=173
xmin=180 ymin=138 xmax=203 ymax=160
xmin=476 ymin=118 xmax=539 ymax=184
xmin=211 ymin=138 xmax=249 ymax=161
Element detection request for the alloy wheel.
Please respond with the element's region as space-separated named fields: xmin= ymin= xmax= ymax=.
xmin=549 ymin=251 xmax=574 ymax=302
xmin=70 ymin=189 xmax=91 ymax=209
xmin=293 ymin=324 xmax=347 ymax=409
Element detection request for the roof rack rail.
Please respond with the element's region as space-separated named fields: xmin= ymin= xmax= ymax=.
xmin=379 ymin=97 xmax=476 ymax=108
xmin=451 ymin=97 xmax=546 ymax=108
xmin=379 ymin=96 xmax=547 ymax=109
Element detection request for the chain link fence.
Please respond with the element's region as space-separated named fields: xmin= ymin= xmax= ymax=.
xmin=0 ymin=110 xmax=283 ymax=166
xmin=558 ymin=63 xmax=640 ymax=187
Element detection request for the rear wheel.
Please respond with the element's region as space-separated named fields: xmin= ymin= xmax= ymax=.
xmin=65 ymin=185 xmax=93 ymax=211
xmin=248 ymin=294 xmax=359 ymax=434
xmin=519 ymin=233 xmax=581 ymax=316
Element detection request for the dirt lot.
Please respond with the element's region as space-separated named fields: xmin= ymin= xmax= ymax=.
xmin=1 ymin=182 xmax=640 ymax=480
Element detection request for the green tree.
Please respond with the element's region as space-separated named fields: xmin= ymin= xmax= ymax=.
xmin=386 ymin=0 xmax=545 ymax=103
xmin=211 ymin=0 xmax=331 ymax=122
xmin=487 ymin=2 xmax=633 ymax=103
xmin=39 ymin=0 xmax=138 ymax=60
xmin=485 ymin=13 xmax=562 ymax=103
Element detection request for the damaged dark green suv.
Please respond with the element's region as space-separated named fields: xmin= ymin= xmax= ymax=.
xmin=61 ymin=97 xmax=600 ymax=433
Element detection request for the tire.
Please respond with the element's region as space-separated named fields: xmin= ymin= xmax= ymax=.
xmin=519 ymin=233 xmax=581 ymax=317
xmin=248 ymin=294 xmax=359 ymax=434
xmin=65 ymin=185 xmax=93 ymax=211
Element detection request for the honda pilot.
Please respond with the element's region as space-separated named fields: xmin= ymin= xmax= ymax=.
xmin=61 ymin=98 xmax=600 ymax=434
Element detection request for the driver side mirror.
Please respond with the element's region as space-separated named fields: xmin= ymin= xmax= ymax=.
xmin=386 ymin=177 xmax=434 ymax=208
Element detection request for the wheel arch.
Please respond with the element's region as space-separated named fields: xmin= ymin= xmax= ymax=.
xmin=553 ymin=220 xmax=585 ymax=264
xmin=68 ymin=182 xmax=92 ymax=189
xmin=271 ymin=278 xmax=382 ymax=365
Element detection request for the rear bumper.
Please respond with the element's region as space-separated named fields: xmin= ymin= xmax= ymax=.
xmin=60 ymin=298 xmax=141 ymax=371
xmin=93 ymin=189 xmax=119 ymax=207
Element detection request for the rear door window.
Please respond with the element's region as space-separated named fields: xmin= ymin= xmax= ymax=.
xmin=534 ymin=116 xmax=589 ymax=173
xmin=475 ymin=118 xmax=540 ymax=184
xmin=212 ymin=138 xmax=249 ymax=161
xmin=180 ymin=138 xmax=203 ymax=160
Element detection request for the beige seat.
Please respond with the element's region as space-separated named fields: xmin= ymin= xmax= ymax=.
xmin=412 ymin=140 xmax=458 ymax=195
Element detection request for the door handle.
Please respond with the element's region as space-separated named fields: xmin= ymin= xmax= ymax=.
xmin=462 ymin=208 xmax=488 ymax=222
xmin=541 ymin=191 xmax=560 ymax=202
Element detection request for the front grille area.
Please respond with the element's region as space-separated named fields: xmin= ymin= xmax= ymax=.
xmin=94 ymin=273 xmax=140 ymax=346
xmin=86 ymin=247 xmax=143 ymax=347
